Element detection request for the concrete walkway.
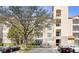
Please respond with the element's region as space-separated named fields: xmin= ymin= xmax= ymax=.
xmin=27 ymin=48 xmax=59 ymax=53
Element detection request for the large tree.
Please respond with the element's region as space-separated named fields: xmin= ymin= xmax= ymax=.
xmin=0 ymin=6 xmax=51 ymax=47
xmin=9 ymin=6 xmax=37 ymax=45
xmin=7 ymin=17 xmax=24 ymax=45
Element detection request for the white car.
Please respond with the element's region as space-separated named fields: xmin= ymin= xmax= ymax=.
xmin=70 ymin=46 xmax=79 ymax=53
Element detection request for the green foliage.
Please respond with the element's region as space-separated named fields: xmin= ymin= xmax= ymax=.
xmin=31 ymin=41 xmax=40 ymax=48
xmin=0 ymin=16 xmax=7 ymax=23
xmin=31 ymin=44 xmax=39 ymax=48
xmin=19 ymin=44 xmax=32 ymax=51
xmin=19 ymin=44 xmax=26 ymax=50
xmin=8 ymin=17 xmax=23 ymax=40
xmin=0 ymin=43 xmax=15 ymax=46
xmin=8 ymin=26 xmax=23 ymax=39
xmin=0 ymin=7 xmax=51 ymax=52
xmin=0 ymin=43 xmax=3 ymax=46
xmin=0 ymin=7 xmax=51 ymax=49
xmin=3 ymin=43 xmax=15 ymax=46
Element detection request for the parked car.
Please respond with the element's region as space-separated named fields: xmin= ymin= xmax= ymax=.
xmin=57 ymin=46 xmax=72 ymax=53
xmin=70 ymin=45 xmax=79 ymax=53
xmin=2 ymin=46 xmax=12 ymax=53
xmin=1 ymin=45 xmax=20 ymax=53
xmin=11 ymin=46 xmax=20 ymax=51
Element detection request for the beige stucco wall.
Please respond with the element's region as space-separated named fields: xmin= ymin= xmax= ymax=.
xmin=54 ymin=6 xmax=75 ymax=47
xmin=2 ymin=24 xmax=11 ymax=43
xmin=53 ymin=6 xmax=68 ymax=36
xmin=42 ymin=24 xmax=54 ymax=46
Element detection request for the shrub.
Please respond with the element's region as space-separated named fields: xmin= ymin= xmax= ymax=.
xmin=3 ymin=43 xmax=15 ymax=46
xmin=0 ymin=43 xmax=3 ymax=46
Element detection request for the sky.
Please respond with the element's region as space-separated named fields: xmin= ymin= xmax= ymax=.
xmin=40 ymin=6 xmax=52 ymax=13
xmin=43 ymin=6 xmax=79 ymax=17
xmin=69 ymin=6 xmax=79 ymax=16
xmin=1 ymin=6 xmax=79 ymax=17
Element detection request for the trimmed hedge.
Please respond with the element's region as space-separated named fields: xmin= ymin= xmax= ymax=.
xmin=0 ymin=43 xmax=15 ymax=46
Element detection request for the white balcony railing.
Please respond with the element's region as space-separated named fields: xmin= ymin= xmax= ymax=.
xmin=55 ymin=26 xmax=61 ymax=29
xmin=73 ymin=31 xmax=79 ymax=33
xmin=73 ymin=24 xmax=79 ymax=26
xmin=55 ymin=16 xmax=61 ymax=19
xmin=56 ymin=36 xmax=61 ymax=39
xmin=75 ymin=38 xmax=79 ymax=40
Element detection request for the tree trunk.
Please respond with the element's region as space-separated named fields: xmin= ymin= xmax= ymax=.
xmin=24 ymin=34 xmax=28 ymax=47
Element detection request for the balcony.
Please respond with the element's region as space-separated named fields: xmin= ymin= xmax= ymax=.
xmin=55 ymin=16 xmax=61 ymax=19
xmin=73 ymin=33 xmax=79 ymax=39
xmin=73 ymin=19 xmax=79 ymax=24
xmin=75 ymin=38 xmax=79 ymax=40
xmin=73 ymin=24 xmax=79 ymax=26
xmin=55 ymin=26 xmax=61 ymax=29
xmin=56 ymin=29 xmax=61 ymax=37
xmin=55 ymin=19 xmax=61 ymax=29
xmin=73 ymin=25 xmax=79 ymax=32
xmin=56 ymin=36 xmax=61 ymax=39
xmin=73 ymin=31 xmax=79 ymax=33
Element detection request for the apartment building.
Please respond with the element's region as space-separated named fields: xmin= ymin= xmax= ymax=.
xmin=42 ymin=6 xmax=75 ymax=48
xmin=69 ymin=15 xmax=79 ymax=46
xmin=0 ymin=6 xmax=79 ymax=48
xmin=0 ymin=23 xmax=11 ymax=44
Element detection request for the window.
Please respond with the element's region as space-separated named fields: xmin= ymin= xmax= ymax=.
xmin=73 ymin=25 xmax=79 ymax=31
xmin=73 ymin=33 xmax=79 ymax=38
xmin=56 ymin=31 xmax=61 ymax=36
xmin=73 ymin=19 xmax=79 ymax=24
xmin=48 ymin=38 xmax=52 ymax=40
xmin=56 ymin=9 xmax=61 ymax=16
xmin=47 ymin=33 xmax=52 ymax=37
xmin=56 ymin=23 xmax=61 ymax=26
xmin=56 ymin=39 xmax=61 ymax=46
xmin=47 ymin=24 xmax=52 ymax=30
xmin=35 ymin=40 xmax=42 ymax=45
xmin=37 ymin=33 xmax=43 ymax=38
xmin=56 ymin=19 xmax=61 ymax=26
xmin=75 ymin=40 xmax=79 ymax=46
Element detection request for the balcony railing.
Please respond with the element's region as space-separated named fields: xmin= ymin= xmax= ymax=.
xmin=73 ymin=19 xmax=79 ymax=24
xmin=73 ymin=25 xmax=79 ymax=31
xmin=73 ymin=31 xmax=79 ymax=33
xmin=73 ymin=24 xmax=79 ymax=26
xmin=75 ymin=38 xmax=79 ymax=40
